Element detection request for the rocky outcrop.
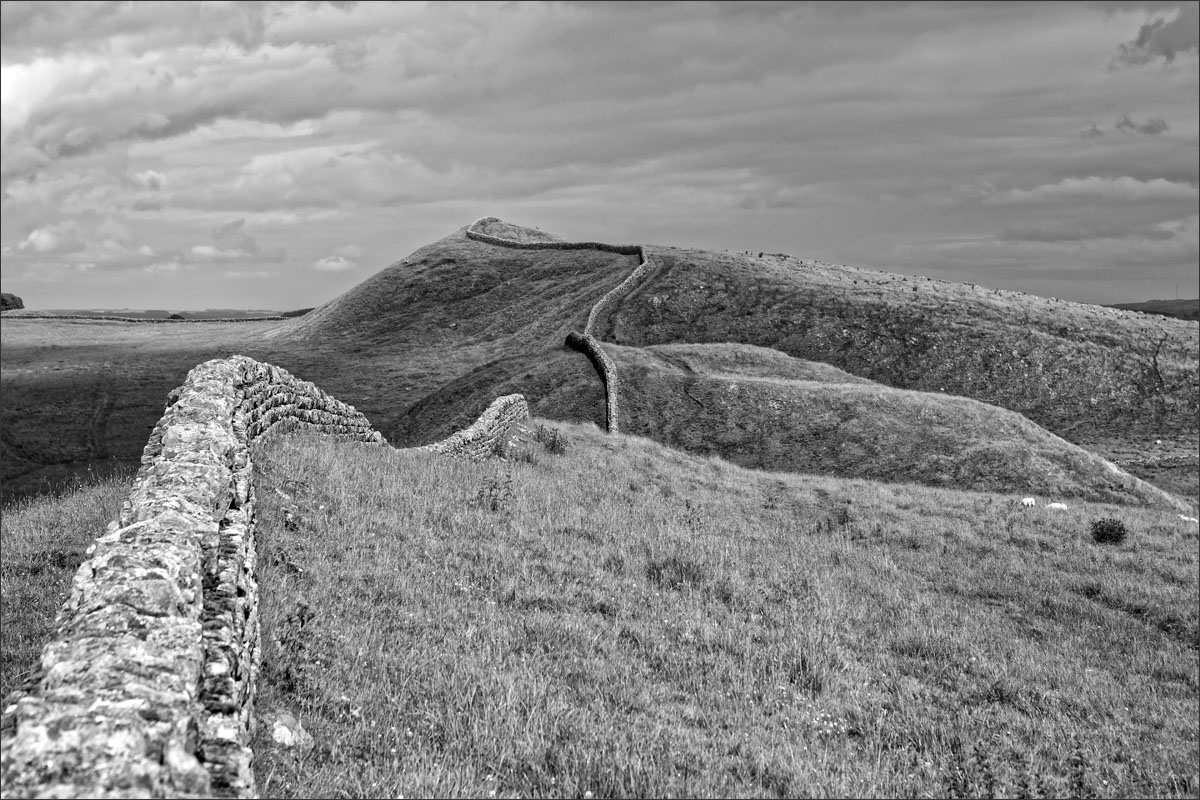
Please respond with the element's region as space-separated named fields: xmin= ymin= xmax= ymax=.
xmin=0 ymin=355 xmax=528 ymax=799
xmin=1 ymin=293 xmax=24 ymax=311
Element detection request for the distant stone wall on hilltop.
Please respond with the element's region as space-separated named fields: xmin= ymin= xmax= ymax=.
xmin=0 ymin=355 xmax=529 ymax=799
xmin=467 ymin=216 xmax=657 ymax=435
xmin=469 ymin=216 xmax=642 ymax=255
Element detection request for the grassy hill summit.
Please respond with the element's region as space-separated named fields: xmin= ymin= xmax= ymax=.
xmin=312 ymin=217 xmax=1194 ymax=509
xmin=1 ymin=217 xmax=1196 ymax=510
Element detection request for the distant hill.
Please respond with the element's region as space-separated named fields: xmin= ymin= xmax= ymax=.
xmin=598 ymin=247 xmax=1198 ymax=441
xmin=3 ymin=218 xmax=1196 ymax=510
xmin=271 ymin=222 xmax=1197 ymax=448
xmin=609 ymin=342 xmax=1183 ymax=509
xmin=1108 ymin=299 xmax=1200 ymax=322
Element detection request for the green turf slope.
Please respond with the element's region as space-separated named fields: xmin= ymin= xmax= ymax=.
xmin=610 ymin=342 xmax=1188 ymax=510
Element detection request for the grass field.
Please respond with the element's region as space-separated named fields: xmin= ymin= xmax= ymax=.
xmin=3 ymin=420 xmax=1197 ymax=797
xmin=0 ymin=466 xmax=135 ymax=703
xmin=236 ymin=423 xmax=1196 ymax=798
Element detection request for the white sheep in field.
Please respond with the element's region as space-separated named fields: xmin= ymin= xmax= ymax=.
xmin=1179 ymin=515 xmax=1199 ymax=524
xmin=1047 ymin=502 xmax=1069 ymax=510
xmin=1021 ymin=497 xmax=1036 ymax=507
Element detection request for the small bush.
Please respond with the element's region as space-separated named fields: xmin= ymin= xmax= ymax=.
xmin=1090 ymin=518 xmax=1128 ymax=545
xmin=534 ymin=423 xmax=569 ymax=455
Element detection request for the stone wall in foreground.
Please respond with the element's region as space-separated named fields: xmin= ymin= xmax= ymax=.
xmin=0 ymin=355 xmax=528 ymax=799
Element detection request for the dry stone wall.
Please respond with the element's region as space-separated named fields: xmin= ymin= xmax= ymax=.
xmin=469 ymin=217 xmax=642 ymax=255
xmin=1 ymin=355 xmax=529 ymax=799
xmin=565 ymin=332 xmax=621 ymax=433
xmin=466 ymin=216 xmax=656 ymax=435
xmin=418 ymin=394 xmax=530 ymax=460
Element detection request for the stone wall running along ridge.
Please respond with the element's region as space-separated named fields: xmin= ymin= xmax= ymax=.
xmin=466 ymin=216 xmax=657 ymax=435
xmin=0 ymin=354 xmax=530 ymax=799
xmin=565 ymin=332 xmax=621 ymax=433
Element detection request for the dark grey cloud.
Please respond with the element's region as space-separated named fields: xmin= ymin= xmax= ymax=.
xmin=1080 ymin=122 xmax=1106 ymax=138
xmin=1115 ymin=113 xmax=1170 ymax=135
xmin=1111 ymin=2 xmax=1199 ymax=66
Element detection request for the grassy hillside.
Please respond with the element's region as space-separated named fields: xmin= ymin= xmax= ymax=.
xmin=0 ymin=468 xmax=134 ymax=703
xmin=280 ymin=225 xmax=636 ymax=352
xmin=602 ymin=248 xmax=1198 ymax=442
xmin=608 ymin=342 xmax=1188 ymax=510
xmin=234 ymin=425 xmax=1193 ymax=797
xmin=3 ymin=220 xmax=1196 ymax=511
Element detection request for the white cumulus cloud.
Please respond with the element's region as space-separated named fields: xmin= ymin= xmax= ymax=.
xmin=985 ymin=177 xmax=1199 ymax=205
xmin=311 ymin=255 xmax=358 ymax=271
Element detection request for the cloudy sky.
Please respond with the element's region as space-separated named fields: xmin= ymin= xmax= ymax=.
xmin=1 ymin=1 xmax=1197 ymax=311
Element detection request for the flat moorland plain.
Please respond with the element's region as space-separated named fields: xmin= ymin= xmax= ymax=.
xmin=231 ymin=425 xmax=1195 ymax=798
